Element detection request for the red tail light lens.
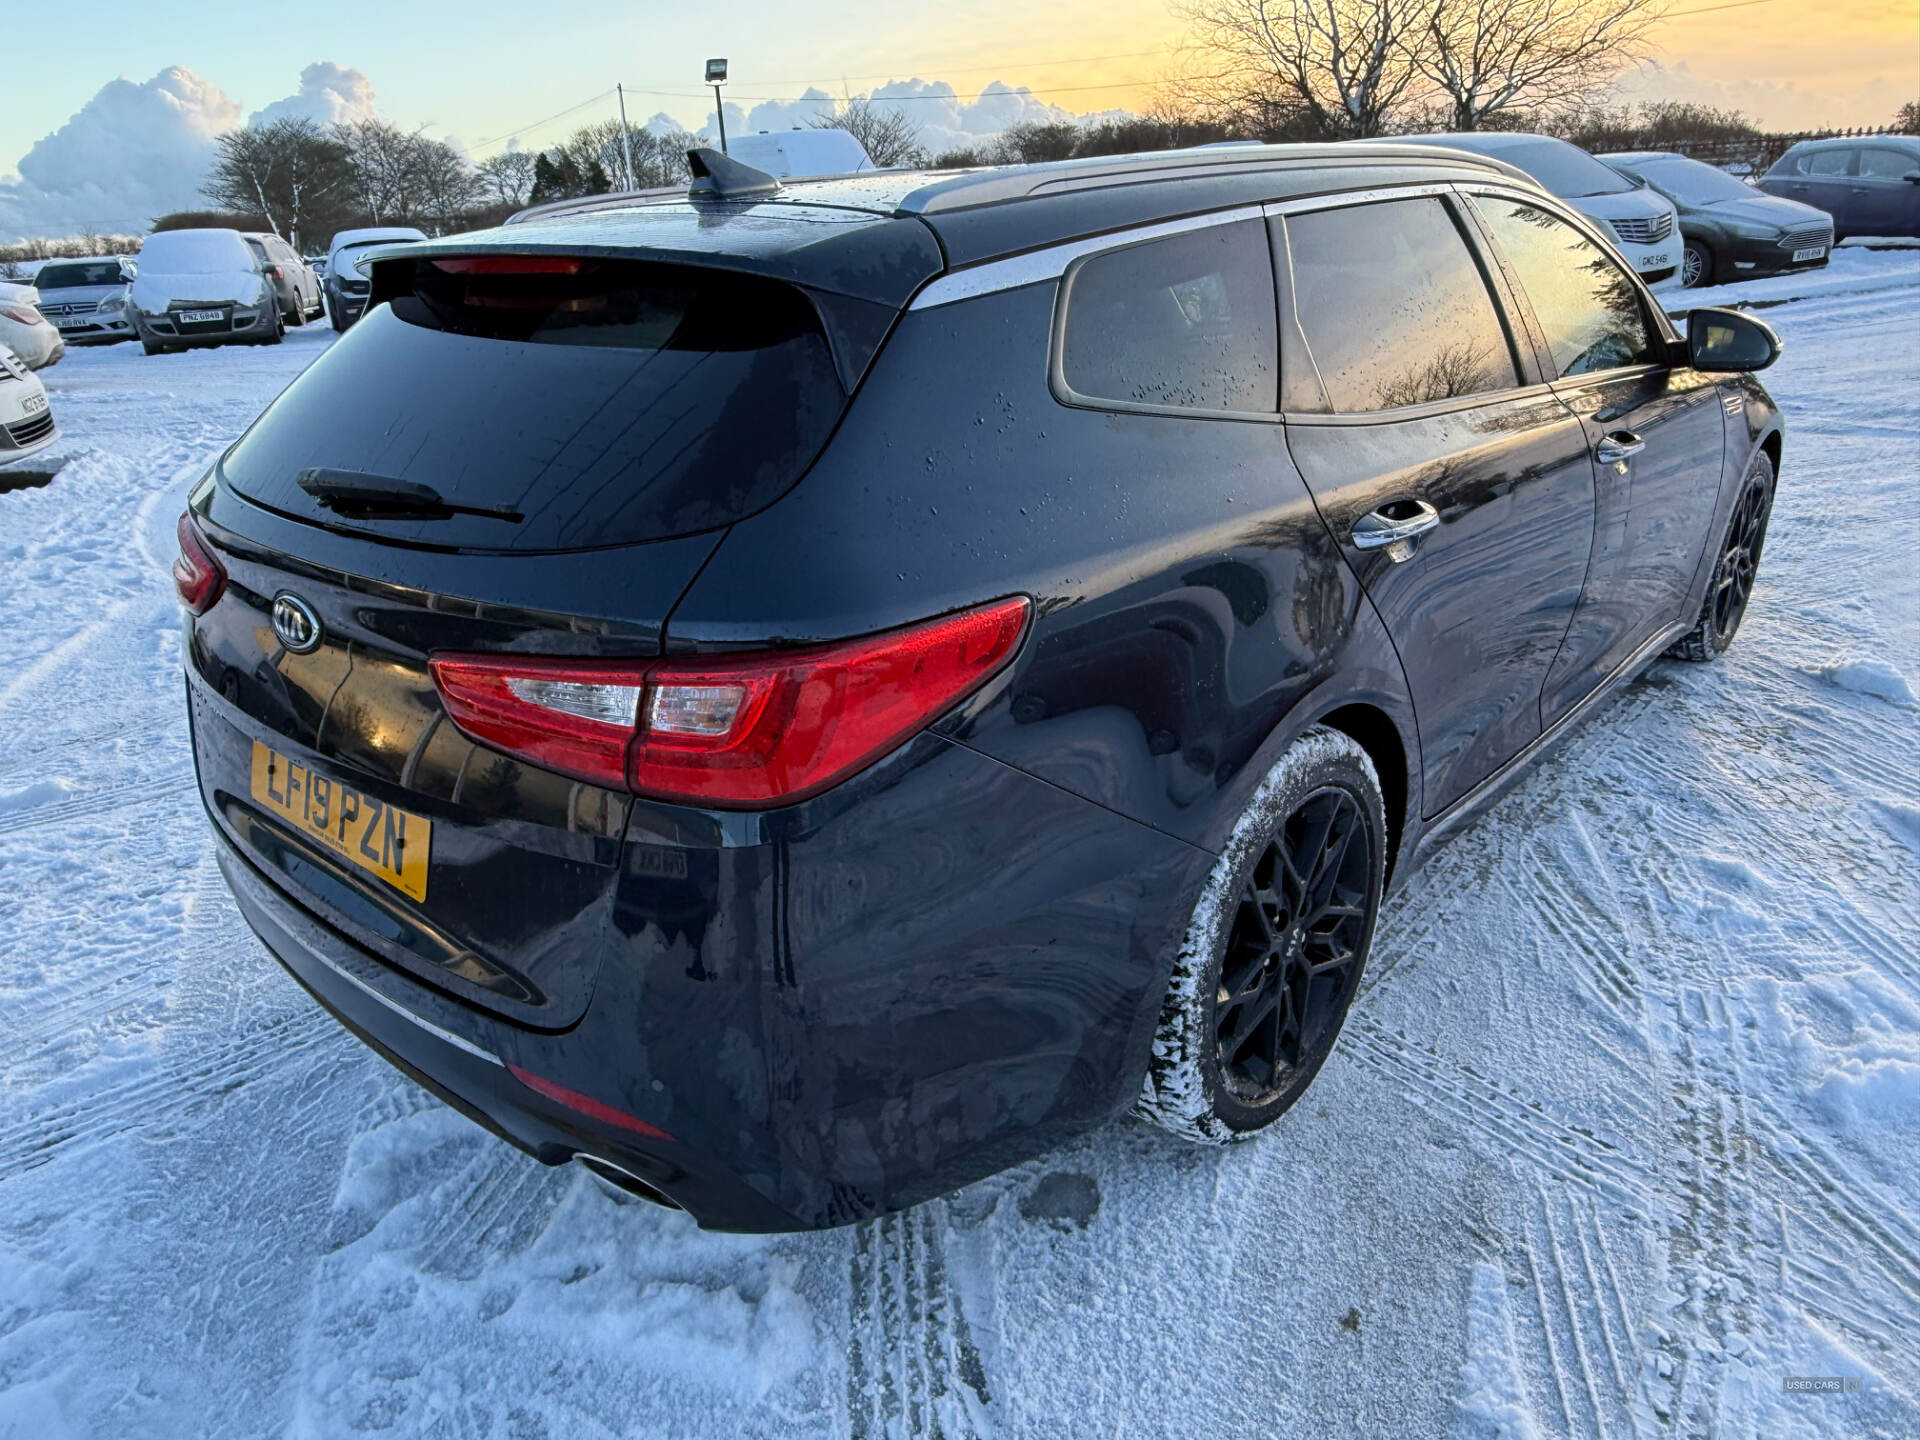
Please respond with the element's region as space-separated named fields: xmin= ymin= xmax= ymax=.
xmin=430 ymin=596 xmax=1031 ymax=806
xmin=172 ymin=512 xmax=226 ymax=614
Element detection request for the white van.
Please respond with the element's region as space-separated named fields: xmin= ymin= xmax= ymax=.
xmin=724 ymin=128 xmax=874 ymax=179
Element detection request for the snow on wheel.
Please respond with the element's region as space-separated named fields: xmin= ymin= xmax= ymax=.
xmin=1138 ymin=726 xmax=1386 ymax=1143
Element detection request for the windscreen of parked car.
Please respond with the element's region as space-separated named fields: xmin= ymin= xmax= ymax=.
xmin=1503 ymin=140 xmax=1637 ymax=198
xmin=1472 ymin=197 xmax=1659 ymax=378
xmin=1284 ymin=197 xmax=1520 ymax=413
xmin=1058 ymin=220 xmax=1277 ymax=413
xmin=1625 ymin=157 xmax=1755 ymax=207
xmin=138 ymin=230 xmax=257 ymax=273
xmin=35 ymin=261 xmax=125 ymax=288
xmin=219 ymin=256 xmax=849 ymax=552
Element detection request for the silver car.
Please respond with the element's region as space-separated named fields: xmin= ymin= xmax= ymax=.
xmin=30 ymin=257 xmax=137 ymax=345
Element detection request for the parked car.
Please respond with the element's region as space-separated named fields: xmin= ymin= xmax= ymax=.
xmin=0 ymin=282 xmax=64 ymax=369
xmin=178 ymin=142 xmax=1783 ymax=1231
xmin=325 ymin=227 xmax=427 ymax=332
xmin=1759 ymin=135 xmax=1920 ymax=239
xmin=128 ymin=228 xmax=286 ymax=354
xmin=724 ymin=127 xmax=874 ymax=178
xmin=1603 ymin=151 xmax=1833 ymax=288
xmin=0 ymin=345 xmax=59 ymax=461
xmin=31 ymin=256 xmax=138 ymax=344
xmin=244 ymin=233 xmax=325 ymax=325
xmin=1390 ymin=132 xmax=1685 ymax=285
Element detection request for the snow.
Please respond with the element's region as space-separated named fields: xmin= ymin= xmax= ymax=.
xmin=2 ymin=255 xmax=1919 ymax=1437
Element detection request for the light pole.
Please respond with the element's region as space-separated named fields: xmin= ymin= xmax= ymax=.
xmin=706 ymin=58 xmax=729 ymax=155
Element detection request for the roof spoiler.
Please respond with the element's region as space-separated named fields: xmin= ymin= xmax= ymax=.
xmin=687 ymin=147 xmax=780 ymax=202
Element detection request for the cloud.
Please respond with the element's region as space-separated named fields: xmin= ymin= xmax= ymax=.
xmin=0 ymin=66 xmax=241 ymax=240
xmin=693 ymin=79 xmax=1079 ymax=160
xmin=1602 ymin=60 xmax=1912 ymax=133
xmin=249 ymin=61 xmax=377 ymax=129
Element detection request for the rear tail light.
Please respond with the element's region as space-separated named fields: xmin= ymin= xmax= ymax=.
xmin=172 ymin=512 xmax=226 ymax=614
xmin=430 ymin=596 xmax=1031 ymax=807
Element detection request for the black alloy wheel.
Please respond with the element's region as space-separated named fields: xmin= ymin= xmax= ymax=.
xmin=1710 ymin=471 xmax=1770 ymax=644
xmin=1214 ymin=787 xmax=1373 ymax=1105
xmin=1670 ymin=449 xmax=1775 ymax=662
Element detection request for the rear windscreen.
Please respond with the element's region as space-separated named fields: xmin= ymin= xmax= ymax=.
xmin=219 ymin=256 xmax=850 ymax=552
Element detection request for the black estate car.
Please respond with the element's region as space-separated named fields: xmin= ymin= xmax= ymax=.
xmin=1603 ymin=150 xmax=1834 ymax=288
xmin=178 ymin=143 xmax=1784 ymax=1230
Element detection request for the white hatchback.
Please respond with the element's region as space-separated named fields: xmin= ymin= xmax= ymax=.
xmin=0 ymin=346 xmax=59 ymax=461
xmin=1392 ymin=133 xmax=1685 ymax=288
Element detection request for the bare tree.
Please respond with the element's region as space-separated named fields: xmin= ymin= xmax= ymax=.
xmin=477 ymin=148 xmax=538 ymax=207
xmin=334 ymin=119 xmax=478 ymax=229
xmin=1895 ymin=99 xmax=1919 ymax=134
xmin=550 ymin=119 xmax=696 ymax=191
xmin=203 ymin=117 xmax=352 ymax=248
xmin=1414 ymin=0 xmax=1665 ymax=130
xmin=810 ymin=98 xmax=927 ymax=167
xmin=1178 ymin=0 xmax=1426 ymax=139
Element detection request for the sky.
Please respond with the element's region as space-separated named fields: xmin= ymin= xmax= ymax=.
xmin=2 ymin=0 xmax=1915 ymax=239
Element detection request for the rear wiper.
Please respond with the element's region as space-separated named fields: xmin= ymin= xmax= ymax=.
xmin=296 ymin=468 xmax=524 ymax=523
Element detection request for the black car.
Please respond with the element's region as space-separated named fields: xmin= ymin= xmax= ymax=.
xmin=177 ymin=144 xmax=1784 ymax=1231
xmin=1604 ymin=150 xmax=1834 ymax=288
xmin=1759 ymin=134 xmax=1920 ymax=240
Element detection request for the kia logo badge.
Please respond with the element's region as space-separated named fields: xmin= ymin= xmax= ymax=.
xmin=271 ymin=593 xmax=323 ymax=654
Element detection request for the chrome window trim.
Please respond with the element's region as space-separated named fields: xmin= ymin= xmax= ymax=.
xmin=1281 ymin=379 xmax=1565 ymax=428
xmin=907 ymin=205 xmax=1266 ymax=311
xmin=1260 ymin=181 xmax=1460 ymax=217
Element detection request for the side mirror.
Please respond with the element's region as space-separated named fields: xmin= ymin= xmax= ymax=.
xmin=1687 ymin=307 xmax=1781 ymax=373
xmin=1904 ymin=170 xmax=1920 ymax=185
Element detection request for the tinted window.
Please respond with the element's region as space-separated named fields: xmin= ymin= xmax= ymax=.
xmin=1859 ymin=148 xmax=1916 ymax=179
xmin=221 ymin=258 xmax=849 ymax=552
xmin=1802 ymin=148 xmax=1853 ymax=176
xmin=1060 ymin=220 xmax=1277 ymax=413
xmin=1286 ymin=197 xmax=1519 ymax=413
xmin=1472 ymin=197 xmax=1658 ymax=378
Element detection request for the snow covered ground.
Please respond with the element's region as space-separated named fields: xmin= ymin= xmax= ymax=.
xmin=1 ymin=258 xmax=1916 ymax=1439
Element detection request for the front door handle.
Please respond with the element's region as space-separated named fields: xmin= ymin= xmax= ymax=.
xmin=1352 ymin=500 xmax=1440 ymax=557
xmin=1595 ymin=430 xmax=1646 ymax=464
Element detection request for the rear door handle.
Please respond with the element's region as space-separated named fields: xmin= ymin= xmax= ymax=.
xmin=1595 ymin=430 xmax=1646 ymax=464
xmin=1352 ymin=500 xmax=1440 ymax=556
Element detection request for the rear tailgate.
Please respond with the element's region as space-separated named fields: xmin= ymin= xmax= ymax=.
xmin=186 ymin=518 xmax=718 ymax=1028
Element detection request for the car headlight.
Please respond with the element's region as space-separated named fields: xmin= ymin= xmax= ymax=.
xmin=1723 ymin=221 xmax=1778 ymax=241
xmin=98 ymin=295 xmax=127 ymax=313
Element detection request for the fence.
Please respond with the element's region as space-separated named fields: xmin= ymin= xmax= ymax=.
xmin=1614 ymin=125 xmax=1907 ymax=173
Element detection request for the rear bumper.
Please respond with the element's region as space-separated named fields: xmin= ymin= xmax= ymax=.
xmin=196 ymin=678 xmax=1208 ymax=1231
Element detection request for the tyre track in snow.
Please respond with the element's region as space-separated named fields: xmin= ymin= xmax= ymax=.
xmin=845 ymin=1203 xmax=994 ymax=1440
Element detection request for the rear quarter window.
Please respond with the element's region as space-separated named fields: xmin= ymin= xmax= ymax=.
xmin=1054 ymin=219 xmax=1278 ymax=415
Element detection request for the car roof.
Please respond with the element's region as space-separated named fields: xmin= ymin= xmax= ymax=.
xmin=372 ymin=142 xmax=1542 ymax=305
xmin=1788 ymin=134 xmax=1918 ymax=151
xmin=1600 ymin=151 xmax=1686 ymax=164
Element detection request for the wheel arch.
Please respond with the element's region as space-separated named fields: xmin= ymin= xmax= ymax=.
xmin=1313 ymin=701 xmax=1411 ymax=887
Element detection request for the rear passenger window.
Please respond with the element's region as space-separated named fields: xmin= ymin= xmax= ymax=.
xmin=1284 ymin=196 xmax=1520 ymax=413
xmin=1472 ymin=197 xmax=1658 ymax=378
xmin=1058 ymin=220 xmax=1277 ymax=414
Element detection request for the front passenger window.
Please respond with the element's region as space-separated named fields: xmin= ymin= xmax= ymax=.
xmin=1859 ymin=149 xmax=1914 ymax=179
xmin=1472 ymin=197 xmax=1659 ymax=378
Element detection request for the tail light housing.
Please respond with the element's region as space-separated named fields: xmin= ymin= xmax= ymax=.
xmin=430 ymin=596 xmax=1031 ymax=807
xmin=172 ymin=512 xmax=226 ymax=614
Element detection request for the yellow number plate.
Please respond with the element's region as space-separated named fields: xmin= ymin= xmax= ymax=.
xmin=249 ymin=741 xmax=431 ymax=901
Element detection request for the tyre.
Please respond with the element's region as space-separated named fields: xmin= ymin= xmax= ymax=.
xmin=140 ymin=338 xmax=165 ymax=357
xmin=329 ymin=304 xmax=348 ymax=334
xmin=1138 ymin=726 xmax=1387 ymax=1142
xmin=1668 ymin=448 xmax=1775 ymax=663
xmin=1681 ymin=239 xmax=1713 ymax=289
xmin=260 ymin=308 xmax=285 ymax=346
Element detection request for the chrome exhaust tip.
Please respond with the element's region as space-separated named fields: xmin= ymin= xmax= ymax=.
xmin=573 ymin=1154 xmax=682 ymax=1211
